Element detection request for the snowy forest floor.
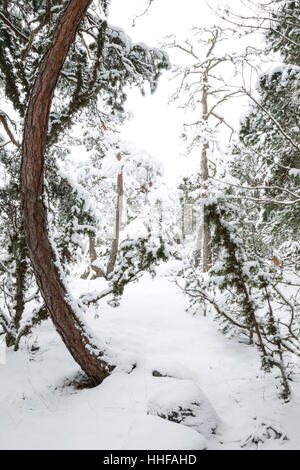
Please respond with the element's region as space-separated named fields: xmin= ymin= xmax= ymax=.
xmin=1 ymin=275 xmax=300 ymax=450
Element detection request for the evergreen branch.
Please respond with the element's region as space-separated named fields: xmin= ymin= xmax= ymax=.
xmin=218 ymin=15 xmax=300 ymax=49
xmin=229 ymin=10 xmax=300 ymax=30
xmin=272 ymin=285 xmax=297 ymax=334
xmin=242 ymin=87 xmax=300 ymax=153
xmin=226 ymin=194 xmax=300 ymax=206
xmin=49 ymin=22 xmax=107 ymax=145
xmin=0 ymin=9 xmax=77 ymax=86
xmin=0 ymin=305 xmax=10 ymax=328
xmin=211 ymin=177 xmax=300 ymax=199
xmin=80 ymin=287 xmax=113 ymax=305
xmin=0 ymin=12 xmax=38 ymax=52
xmin=13 ymin=304 xmax=49 ymax=351
xmin=178 ymin=282 xmax=249 ymax=330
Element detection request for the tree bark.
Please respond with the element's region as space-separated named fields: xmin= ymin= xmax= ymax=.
xmin=21 ymin=0 xmax=111 ymax=384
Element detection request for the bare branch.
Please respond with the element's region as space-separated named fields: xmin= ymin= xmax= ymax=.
xmin=131 ymin=0 xmax=155 ymax=27
xmin=211 ymin=177 xmax=300 ymax=199
xmin=0 ymin=111 xmax=20 ymax=148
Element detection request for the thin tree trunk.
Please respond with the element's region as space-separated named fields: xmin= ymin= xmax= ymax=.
xmin=5 ymin=231 xmax=27 ymax=349
xmin=106 ymin=172 xmax=123 ymax=277
xmin=194 ymin=205 xmax=203 ymax=269
xmin=21 ymin=0 xmax=111 ymax=384
xmin=196 ymin=78 xmax=211 ymax=272
xmin=13 ymin=232 xmax=27 ymax=333
xmin=89 ymin=237 xmax=105 ymax=278
xmin=201 ymin=142 xmax=211 ymax=273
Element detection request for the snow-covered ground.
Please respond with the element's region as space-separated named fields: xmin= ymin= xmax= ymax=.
xmin=1 ymin=276 xmax=299 ymax=450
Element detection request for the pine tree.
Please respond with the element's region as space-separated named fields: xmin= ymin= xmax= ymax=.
xmin=164 ymin=26 xmax=243 ymax=271
xmin=0 ymin=0 xmax=169 ymax=383
xmin=238 ymin=0 xmax=299 ymax=251
xmin=0 ymin=111 xmax=47 ymax=349
xmin=176 ymin=0 xmax=300 ymax=399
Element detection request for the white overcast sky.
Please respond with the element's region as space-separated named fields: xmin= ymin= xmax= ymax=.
xmin=106 ymin=0 xmax=261 ymax=184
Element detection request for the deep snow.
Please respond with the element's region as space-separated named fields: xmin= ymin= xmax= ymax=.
xmin=0 ymin=276 xmax=299 ymax=450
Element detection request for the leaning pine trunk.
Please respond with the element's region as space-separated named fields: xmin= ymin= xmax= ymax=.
xmin=21 ymin=0 xmax=110 ymax=384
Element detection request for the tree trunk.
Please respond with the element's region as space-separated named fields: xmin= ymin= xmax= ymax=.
xmin=13 ymin=231 xmax=27 ymax=334
xmin=196 ymin=78 xmax=211 ymax=272
xmin=201 ymin=139 xmax=211 ymax=273
xmin=4 ymin=231 xmax=27 ymax=349
xmin=21 ymin=0 xmax=111 ymax=384
xmin=194 ymin=205 xmax=203 ymax=269
xmin=89 ymin=237 xmax=105 ymax=278
xmin=106 ymin=172 xmax=124 ymax=277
